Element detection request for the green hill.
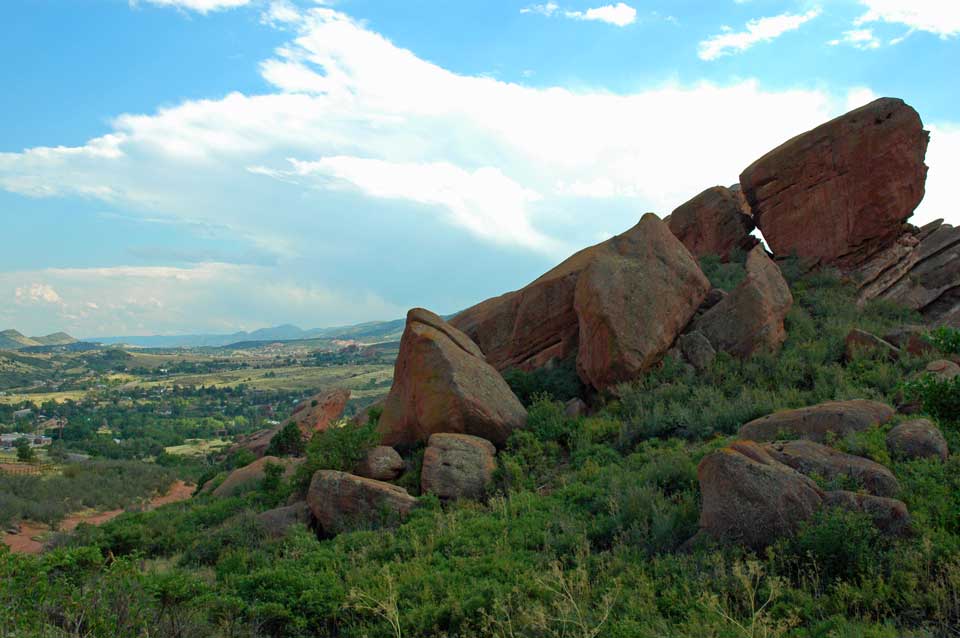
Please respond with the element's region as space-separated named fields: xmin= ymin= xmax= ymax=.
xmin=0 ymin=329 xmax=40 ymax=350
xmin=29 ymin=332 xmax=77 ymax=346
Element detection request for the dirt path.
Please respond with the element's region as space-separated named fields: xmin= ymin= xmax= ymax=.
xmin=2 ymin=480 xmax=194 ymax=555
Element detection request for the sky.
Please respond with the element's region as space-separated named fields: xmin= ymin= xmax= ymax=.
xmin=1 ymin=0 xmax=958 ymax=337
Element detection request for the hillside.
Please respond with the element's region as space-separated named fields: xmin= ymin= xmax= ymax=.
xmin=29 ymin=332 xmax=77 ymax=346
xmin=0 ymin=329 xmax=40 ymax=350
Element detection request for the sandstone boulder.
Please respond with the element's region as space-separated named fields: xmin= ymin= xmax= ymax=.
xmin=564 ymin=398 xmax=588 ymax=419
xmin=421 ymin=433 xmax=497 ymax=501
xmin=677 ymin=330 xmax=716 ymax=372
xmin=574 ymin=214 xmax=710 ymax=390
xmin=764 ymin=440 xmax=899 ymax=497
xmin=288 ymin=388 xmax=351 ymax=436
xmin=844 ymin=329 xmax=901 ymax=361
xmin=306 ymin=471 xmax=417 ymax=536
xmin=739 ymin=400 xmax=895 ymax=443
xmin=257 ymin=501 xmax=313 ymax=538
xmin=378 ymin=309 xmax=526 ymax=448
xmin=926 ymin=359 xmax=960 ymax=381
xmin=697 ymin=441 xmax=824 ymax=549
xmin=212 ymin=456 xmax=302 ymax=498
xmin=741 ymin=98 xmax=929 ymax=269
xmin=451 ymin=215 xmax=709 ymax=388
xmin=883 ymin=325 xmax=934 ymax=357
xmin=886 ymin=419 xmax=949 ymax=462
xmin=693 ymin=245 xmax=793 ymax=358
xmin=823 ymin=491 xmax=911 ymax=537
xmin=666 ymin=186 xmax=758 ymax=261
xmin=355 ymin=446 xmax=405 ymax=481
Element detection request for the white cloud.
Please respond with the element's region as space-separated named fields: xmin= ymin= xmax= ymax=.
xmin=829 ymin=28 xmax=882 ymax=49
xmin=1 ymin=264 xmax=403 ymax=336
xmin=844 ymin=87 xmax=879 ymax=110
xmin=699 ymin=8 xmax=823 ymax=61
xmin=133 ymin=0 xmax=252 ymax=13
xmin=917 ymin=123 xmax=960 ymax=226
xmin=856 ymin=1 xmax=960 ymax=38
xmin=520 ymin=2 xmax=559 ymax=17
xmin=565 ymin=3 xmax=637 ymax=27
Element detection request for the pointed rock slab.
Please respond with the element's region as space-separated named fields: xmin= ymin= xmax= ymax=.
xmin=741 ymin=98 xmax=929 ymax=268
xmin=574 ymin=214 xmax=710 ymax=391
xmin=764 ymin=440 xmax=900 ymax=498
xmin=697 ymin=441 xmax=824 ymax=549
xmin=421 ymin=433 xmax=497 ymax=501
xmin=379 ymin=308 xmax=526 ymax=448
xmin=739 ymin=400 xmax=895 ymax=443
xmin=693 ymin=245 xmax=793 ymax=358
xmin=451 ymin=214 xmax=708 ymax=380
xmin=307 ymin=470 xmax=417 ymax=536
xmin=667 ymin=185 xmax=758 ymax=261
xmin=887 ymin=419 xmax=949 ymax=462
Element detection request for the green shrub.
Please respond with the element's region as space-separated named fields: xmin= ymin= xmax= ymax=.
xmin=699 ymin=252 xmax=747 ymax=291
xmin=925 ymin=326 xmax=960 ymax=354
xmin=266 ymin=421 xmax=305 ymax=457
xmin=778 ymin=508 xmax=886 ymax=582
xmin=901 ymin=374 xmax=960 ymax=426
xmin=503 ymin=358 xmax=585 ymax=406
xmin=293 ymin=419 xmax=381 ymax=492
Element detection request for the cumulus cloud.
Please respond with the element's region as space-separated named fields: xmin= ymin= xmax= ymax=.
xmin=132 ymin=0 xmax=252 ymax=13
xmin=566 ymin=3 xmax=637 ymax=27
xmin=520 ymin=2 xmax=559 ymax=17
xmin=1 ymin=264 xmax=403 ymax=336
xmin=699 ymin=9 xmax=823 ymax=61
xmin=855 ymin=0 xmax=960 ymax=38
xmin=829 ymin=28 xmax=882 ymax=50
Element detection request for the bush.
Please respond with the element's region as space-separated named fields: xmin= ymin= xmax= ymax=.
xmin=925 ymin=326 xmax=960 ymax=354
xmin=778 ymin=508 xmax=887 ymax=582
xmin=699 ymin=252 xmax=746 ymax=291
xmin=293 ymin=420 xmax=381 ymax=491
xmin=266 ymin=421 xmax=305 ymax=457
xmin=902 ymin=374 xmax=960 ymax=426
xmin=503 ymin=359 xmax=584 ymax=406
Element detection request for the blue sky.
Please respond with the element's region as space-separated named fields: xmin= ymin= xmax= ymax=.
xmin=1 ymin=0 xmax=958 ymax=337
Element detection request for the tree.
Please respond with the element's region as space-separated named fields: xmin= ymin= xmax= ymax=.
xmin=15 ymin=438 xmax=37 ymax=463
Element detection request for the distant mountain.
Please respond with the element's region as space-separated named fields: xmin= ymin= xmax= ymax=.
xmin=30 ymin=332 xmax=78 ymax=346
xmin=0 ymin=329 xmax=41 ymax=350
xmin=88 ymin=319 xmax=410 ymax=349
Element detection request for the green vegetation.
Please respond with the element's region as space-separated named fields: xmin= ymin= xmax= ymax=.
xmin=924 ymin=325 xmax=960 ymax=354
xmin=1 ymin=267 xmax=958 ymax=637
xmin=503 ymin=357 xmax=585 ymax=406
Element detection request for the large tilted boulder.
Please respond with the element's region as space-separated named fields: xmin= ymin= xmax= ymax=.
xmin=698 ymin=441 xmax=824 ymax=549
xmin=420 ymin=433 xmax=497 ymax=501
xmin=306 ymin=470 xmax=417 ymax=536
xmin=211 ymin=456 xmax=303 ymax=498
xmin=739 ymin=400 xmax=895 ymax=443
xmin=355 ymin=446 xmax=405 ymax=481
xmin=887 ymin=419 xmax=949 ymax=462
xmin=451 ymin=214 xmax=709 ymax=390
xmin=764 ymin=440 xmax=900 ymax=497
xmin=378 ymin=309 xmax=527 ymax=448
xmin=666 ymin=185 xmax=758 ymax=261
xmin=692 ymin=245 xmax=793 ymax=358
xmin=741 ymin=98 xmax=929 ymax=269
xmin=574 ymin=214 xmax=710 ymax=390
xmin=698 ymin=441 xmax=911 ymax=548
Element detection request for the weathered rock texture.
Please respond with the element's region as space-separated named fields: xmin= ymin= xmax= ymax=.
xmin=887 ymin=419 xmax=949 ymax=462
xmin=211 ymin=456 xmax=302 ymax=498
xmin=666 ymin=186 xmax=758 ymax=260
xmin=692 ymin=245 xmax=793 ymax=358
xmin=926 ymin=359 xmax=960 ymax=381
xmin=883 ymin=325 xmax=935 ymax=356
xmin=378 ymin=308 xmax=527 ymax=448
xmin=739 ymin=400 xmax=895 ymax=443
xmin=844 ymin=329 xmax=901 ymax=361
xmin=420 ymin=433 xmax=497 ymax=501
xmin=851 ymin=220 xmax=960 ymax=327
xmin=698 ymin=440 xmax=911 ymax=548
xmin=764 ymin=440 xmax=899 ymax=497
xmin=574 ymin=215 xmax=711 ymax=390
xmin=306 ymin=470 xmax=417 ymax=536
xmin=698 ymin=441 xmax=824 ymax=549
xmin=355 ymin=446 xmax=405 ymax=481
xmin=741 ymin=98 xmax=929 ymax=269
xmin=451 ymin=214 xmax=709 ymax=391
xmin=257 ymin=502 xmax=313 ymax=538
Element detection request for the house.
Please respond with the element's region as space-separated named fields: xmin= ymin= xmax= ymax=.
xmin=13 ymin=408 xmax=32 ymax=420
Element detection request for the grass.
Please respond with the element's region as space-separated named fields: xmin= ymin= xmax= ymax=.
xmin=165 ymin=438 xmax=232 ymax=458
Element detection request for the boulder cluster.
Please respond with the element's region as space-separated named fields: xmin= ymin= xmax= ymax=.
xmin=213 ymin=97 xmax=956 ymax=548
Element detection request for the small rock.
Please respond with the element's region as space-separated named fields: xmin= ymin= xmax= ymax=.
xmin=563 ymin=398 xmax=588 ymax=419
xmin=421 ymin=433 xmax=497 ymax=501
xmin=883 ymin=326 xmax=934 ymax=356
xmin=355 ymin=446 xmax=405 ymax=481
xmin=257 ymin=502 xmax=313 ymax=538
xmin=764 ymin=439 xmax=899 ymax=497
xmin=739 ymin=400 xmax=895 ymax=443
xmin=886 ymin=419 xmax=949 ymax=462
xmin=845 ymin=329 xmax=901 ymax=361
xmin=926 ymin=359 xmax=960 ymax=381
xmin=678 ymin=330 xmax=716 ymax=372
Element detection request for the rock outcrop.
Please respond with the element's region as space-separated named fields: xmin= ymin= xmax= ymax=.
xmin=666 ymin=186 xmax=758 ymax=261
xmin=926 ymin=359 xmax=960 ymax=381
xmin=887 ymin=419 xmax=949 ymax=462
xmin=739 ymin=400 xmax=895 ymax=443
xmin=211 ymin=456 xmax=302 ymax=498
xmin=697 ymin=441 xmax=824 ymax=549
xmin=692 ymin=245 xmax=793 ymax=358
xmin=451 ymin=214 xmax=709 ymax=390
xmin=257 ymin=502 xmax=313 ymax=538
xmin=844 ymin=329 xmax=901 ymax=361
xmin=764 ymin=440 xmax=899 ymax=497
xmin=378 ymin=308 xmax=527 ymax=448
xmin=740 ymin=98 xmax=929 ymax=269
xmin=420 ymin=433 xmax=497 ymax=501
xmin=306 ymin=470 xmax=417 ymax=536
xmin=574 ymin=215 xmax=711 ymax=390
xmin=823 ymin=491 xmax=911 ymax=537
xmin=883 ymin=325 xmax=935 ymax=356
xmin=355 ymin=446 xmax=405 ymax=481
xmin=851 ymin=220 xmax=960 ymax=327
xmin=288 ymin=388 xmax=352 ymax=437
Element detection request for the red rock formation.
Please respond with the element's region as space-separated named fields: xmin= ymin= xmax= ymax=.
xmin=692 ymin=245 xmax=793 ymax=358
xmin=741 ymin=98 xmax=929 ymax=269
xmin=420 ymin=433 xmax=497 ymax=501
xmin=666 ymin=185 xmax=758 ymax=260
xmin=307 ymin=470 xmax=417 ymax=536
xmin=288 ymin=387 xmax=351 ymax=437
xmin=378 ymin=308 xmax=527 ymax=448
xmin=739 ymin=399 xmax=895 ymax=443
